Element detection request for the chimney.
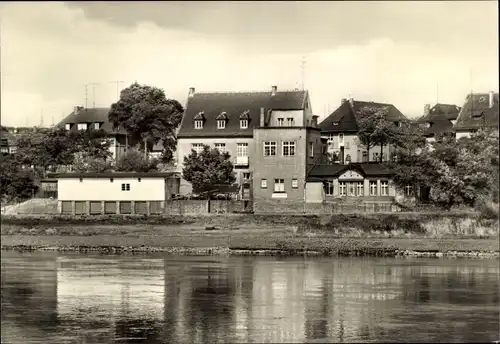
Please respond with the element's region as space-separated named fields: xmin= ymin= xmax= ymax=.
xmin=188 ymin=87 xmax=195 ymax=98
xmin=260 ymin=107 xmax=265 ymax=127
xmin=312 ymin=115 xmax=319 ymax=127
xmin=489 ymin=91 xmax=494 ymax=109
xmin=271 ymin=85 xmax=277 ymax=96
xmin=424 ymin=104 xmax=430 ymax=117
xmin=348 ymin=97 xmax=354 ymax=107
xmin=74 ymin=106 xmax=82 ymax=114
xmin=341 ymin=98 xmax=347 ymax=105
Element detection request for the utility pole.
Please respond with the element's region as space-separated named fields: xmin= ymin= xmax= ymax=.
xmin=108 ymin=81 xmax=124 ymax=100
xmin=85 ymin=83 xmax=100 ymax=109
xmin=40 ymin=108 xmax=44 ymax=127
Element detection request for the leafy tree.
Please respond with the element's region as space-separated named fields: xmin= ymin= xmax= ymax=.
xmin=108 ymin=82 xmax=184 ymax=163
xmin=0 ymin=154 xmax=38 ymax=203
xmin=116 ymin=148 xmax=159 ymax=172
xmin=72 ymin=153 xmax=114 ymax=173
xmin=182 ymin=145 xmax=236 ymax=196
xmin=355 ymin=106 xmax=409 ymax=162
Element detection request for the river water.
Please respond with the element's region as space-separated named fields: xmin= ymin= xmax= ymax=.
xmin=1 ymin=252 xmax=499 ymax=344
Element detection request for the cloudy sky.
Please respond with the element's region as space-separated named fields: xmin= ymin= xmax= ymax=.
xmin=1 ymin=1 xmax=498 ymax=126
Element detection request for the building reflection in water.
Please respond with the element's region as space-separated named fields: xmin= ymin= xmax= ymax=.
xmin=1 ymin=253 xmax=499 ymax=344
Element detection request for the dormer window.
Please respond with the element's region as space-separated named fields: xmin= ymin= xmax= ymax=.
xmin=65 ymin=123 xmax=71 ymax=130
xmin=333 ymin=121 xmax=339 ymax=126
xmin=239 ymin=110 xmax=250 ymax=129
xmin=94 ymin=122 xmax=101 ymax=130
xmin=216 ymin=112 xmax=228 ymax=129
xmin=193 ymin=112 xmax=205 ymax=129
xmin=77 ymin=123 xmax=87 ymax=131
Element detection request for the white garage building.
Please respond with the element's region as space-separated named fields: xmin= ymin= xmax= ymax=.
xmin=47 ymin=172 xmax=180 ymax=215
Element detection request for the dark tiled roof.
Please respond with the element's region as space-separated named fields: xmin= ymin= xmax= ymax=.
xmin=56 ymin=108 xmax=128 ymax=135
xmin=318 ymin=100 xmax=406 ymax=133
xmin=454 ymin=92 xmax=499 ymax=131
xmin=177 ymin=90 xmax=307 ymax=138
xmin=47 ymin=172 xmax=180 ymax=179
xmin=0 ymin=129 xmax=18 ymax=146
xmin=307 ymin=163 xmax=393 ymax=180
xmin=425 ymin=118 xmax=455 ymax=136
xmin=425 ymin=103 xmax=461 ymax=121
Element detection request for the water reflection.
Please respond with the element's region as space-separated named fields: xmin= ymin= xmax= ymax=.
xmin=1 ymin=253 xmax=499 ymax=343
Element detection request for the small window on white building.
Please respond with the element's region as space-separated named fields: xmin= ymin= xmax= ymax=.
xmin=291 ymin=179 xmax=298 ymax=189
xmin=356 ymin=182 xmax=364 ymax=196
xmin=77 ymin=123 xmax=87 ymax=131
xmin=217 ymin=119 xmax=226 ymax=129
xmin=277 ymin=118 xmax=284 ymax=126
xmin=261 ymin=179 xmax=267 ymax=188
xmin=65 ymin=123 xmax=71 ymax=130
xmin=94 ymin=123 xmax=101 ymax=130
xmin=240 ymin=119 xmax=248 ymax=129
xmin=369 ymin=181 xmax=377 ymax=196
xmin=194 ymin=120 xmax=203 ymax=129
xmin=325 ymin=182 xmax=334 ymax=196
xmin=121 ymin=183 xmax=130 ymax=191
xmin=282 ymin=141 xmax=296 ymax=156
xmin=274 ymin=179 xmax=285 ymax=192
xmin=405 ymin=184 xmax=413 ymax=196
xmin=380 ymin=181 xmax=389 ymax=196
xmin=215 ymin=143 xmax=226 ymax=153
xmin=192 ymin=143 xmax=204 ymax=154
xmin=263 ymin=141 xmax=277 ymax=156
xmin=339 ymin=181 xmax=346 ymax=196
xmin=287 ymin=118 xmax=294 ymax=126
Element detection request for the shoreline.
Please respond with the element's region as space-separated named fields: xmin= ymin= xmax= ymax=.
xmin=2 ymin=245 xmax=498 ymax=258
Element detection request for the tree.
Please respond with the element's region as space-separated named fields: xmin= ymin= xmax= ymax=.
xmin=355 ymin=106 xmax=408 ymax=162
xmin=72 ymin=153 xmax=114 ymax=173
xmin=0 ymin=154 xmax=38 ymax=203
xmin=108 ymin=82 xmax=184 ymax=163
xmin=116 ymin=148 xmax=159 ymax=172
xmin=182 ymin=145 xmax=236 ymax=196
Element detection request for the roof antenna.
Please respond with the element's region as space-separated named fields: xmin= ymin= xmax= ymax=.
xmin=300 ymin=55 xmax=306 ymax=91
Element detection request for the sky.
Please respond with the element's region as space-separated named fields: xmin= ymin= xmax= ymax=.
xmin=0 ymin=1 xmax=498 ymax=127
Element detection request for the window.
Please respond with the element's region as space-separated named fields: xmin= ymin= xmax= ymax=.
xmin=327 ymin=134 xmax=336 ymax=149
xmin=345 ymin=154 xmax=351 ymax=164
xmin=77 ymin=123 xmax=87 ymax=130
xmin=339 ymin=133 xmax=344 ymax=145
xmin=282 ymin=141 xmax=296 ymax=156
xmin=243 ymin=172 xmax=251 ymax=180
xmin=237 ymin=143 xmax=248 ymax=157
xmin=217 ymin=119 xmax=226 ymax=129
xmin=325 ymin=182 xmax=334 ymax=196
xmin=192 ymin=143 xmax=204 ymax=154
xmin=370 ymin=181 xmax=377 ymax=196
xmin=9 ymin=147 xmax=17 ymax=154
xmin=381 ymin=181 xmax=389 ymax=196
xmin=333 ymin=121 xmax=339 ymax=126
xmin=138 ymin=178 xmax=141 ymax=182
xmin=65 ymin=123 xmax=71 ymax=130
xmin=291 ymin=179 xmax=298 ymax=189
xmin=121 ymin=183 xmax=130 ymax=191
xmin=348 ymin=182 xmax=355 ymax=196
xmin=405 ymin=184 xmax=413 ymax=196
xmin=215 ymin=143 xmax=226 ymax=153
xmin=277 ymin=118 xmax=284 ymax=126
xmin=356 ymin=182 xmax=364 ymax=197
xmin=274 ymin=179 xmax=285 ymax=192
xmin=345 ymin=141 xmax=350 ymax=149
xmin=261 ymin=179 xmax=267 ymax=188
xmin=263 ymin=141 xmax=277 ymax=156
xmin=373 ymin=152 xmax=379 ymax=161
xmin=240 ymin=119 xmax=248 ymax=129
xmin=287 ymin=118 xmax=294 ymax=126
xmin=194 ymin=120 xmax=203 ymax=129
xmin=1 ymin=147 xmax=8 ymax=153
xmin=110 ymin=178 xmax=114 ymax=183
xmin=339 ymin=181 xmax=346 ymax=196
xmin=94 ymin=123 xmax=100 ymax=130
xmin=309 ymin=142 xmax=314 ymax=158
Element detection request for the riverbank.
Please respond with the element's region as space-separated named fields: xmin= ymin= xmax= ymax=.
xmin=2 ymin=213 xmax=498 ymax=258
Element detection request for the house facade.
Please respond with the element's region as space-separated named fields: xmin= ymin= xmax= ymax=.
xmin=419 ymin=103 xmax=461 ymax=143
xmin=48 ymin=172 xmax=180 ymax=215
xmin=0 ymin=128 xmax=18 ymax=154
xmin=176 ymin=86 xmax=314 ymax=199
xmin=453 ymin=91 xmax=499 ymax=139
xmin=318 ymin=98 xmax=407 ymax=164
xmin=57 ymin=107 xmax=136 ymax=162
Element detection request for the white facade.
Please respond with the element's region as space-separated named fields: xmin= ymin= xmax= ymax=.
xmin=455 ymin=131 xmax=471 ymax=140
xmin=57 ymin=177 xmax=166 ymax=201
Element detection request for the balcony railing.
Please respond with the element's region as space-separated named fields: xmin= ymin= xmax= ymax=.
xmin=234 ymin=156 xmax=249 ymax=166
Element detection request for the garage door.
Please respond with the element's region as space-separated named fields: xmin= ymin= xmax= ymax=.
xmin=74 ymin=201 xmax=87 ymax=215
xmin=150 ymin=201 xmax=162 ymax=214
xmin=134 ymin=201 xmax=148 ymax=215
xmin=104 ymin=201 xmax=117 ymax=214
xmin=61 ymin=201 xmax=72 ymax=214
xmin=90 ymin=201 xmax=102 ymax=215
xmin=119 ymin=201 xmax=132 ymax=214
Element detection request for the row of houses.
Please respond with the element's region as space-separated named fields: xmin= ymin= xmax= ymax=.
xmin=4 ymin=86 xmax=499 ymax=214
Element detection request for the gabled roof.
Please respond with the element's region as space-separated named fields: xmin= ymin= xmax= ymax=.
xmin=425 ymin=103 xmax=461 ymax=121
xmin=454 ymin=92 xmax=499 ymax=131
xmin=177 ymin=89 xmax=308 ymax=138
xmin=307 ymin=163 xmax=393 ymax=181
xmin=56 ymin=107 xmax=128 ymax=135
xmin=318 ymin=100 xmax=406 ymax=133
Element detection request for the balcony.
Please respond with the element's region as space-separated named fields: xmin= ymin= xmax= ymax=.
xmin=234 ymin=156 xmax=249 ymax=167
